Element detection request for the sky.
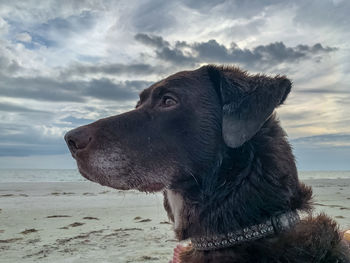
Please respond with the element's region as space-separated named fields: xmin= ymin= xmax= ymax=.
xmin=0 ymin=0 xmax=349 ymax=170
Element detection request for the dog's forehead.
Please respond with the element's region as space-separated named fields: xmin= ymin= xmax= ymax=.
xmin=141 ymin=70 xmax=208 ymax=98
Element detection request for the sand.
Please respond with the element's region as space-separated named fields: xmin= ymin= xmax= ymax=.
xmin=0 ymin=179 xmax=349 ymax=263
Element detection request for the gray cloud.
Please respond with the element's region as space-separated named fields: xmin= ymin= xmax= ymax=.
xmin=135 ymin=34 xmax=337 ymax=69
xmin=292 ymin=133 xmax=350 ymax=145
xmin=83 ymin=79 xmax=150 ymax=100
xmin=295 ymin=88 xmax=349 ymax=94
xmin=180 ymin=0 xmax=227 ymax=11
xmin=182 ymin=0 xmax=278 ymax=15
xmin=135 ymin=33 xmax=169 ymax=49
xmin=60 ymin=62 xmax=160 ymax=78
xmin=0 ymin=1 xmax=105 ymax=23
xmin=156 ymin=46 xmax=197 ymax=66
xmin=10 ymin=10 xmax=99 ymax=48
xmin=131 ymin=0 xmax=278 ymax=30
xmin=293 ymin=144 xmax=350 ymax=171
xmin=0 ymin=74 xmax=150 ymax=102
xmin=60 ymin=116 xmax=95 ymax=126
xmin=0 ymin=124 xmax=67 ymax=156
xmin=279 ymin=110 xmax=317 ymax=122
xmin=180 ymin=0 xmax=349 ymax=31
xmin=0 ymin=55 xmax=21 ymax=74
xmin=294 ymin=82 xmax=350 ymax=95
xmin=131 ymin=0 xmax=176 ymax=32
xmin=37 ymin=11 xmax=97 ymax=35
xmin=336 ymin=95 xmax=350 ymax=105
xmin=0 ymin=102 xmax=48 ymax=113
xmin=291 ymin=133 xmax=350 ymax=170
xmin=294 ymin=1 xmax=350 ymax=30
xmin=290 ymin=133 xmax=350 ymax=170
xmin=0 ymin=75 xmax=85 ymax=102
xmin=225 ymin=18 xmax=266 ymax=39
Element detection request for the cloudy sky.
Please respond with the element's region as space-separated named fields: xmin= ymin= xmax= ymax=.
xmin=0 ymin=0 xmax=349 ymax=170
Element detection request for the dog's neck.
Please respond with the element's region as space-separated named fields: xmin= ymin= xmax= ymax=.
xmin=164 ymin=116 xmax=311 ymax=243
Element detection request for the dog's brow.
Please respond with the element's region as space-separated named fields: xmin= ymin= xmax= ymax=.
xmin=139 ymin=89 xmax=151 ymax=101
xmin=154 ymin=86 xmax=173 ymax=96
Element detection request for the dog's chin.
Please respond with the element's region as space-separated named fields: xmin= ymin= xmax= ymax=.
xmin=78 ymin=168 xmax=130 ymax=190
xmin=77 ymin=165 xmax=165 ymax=193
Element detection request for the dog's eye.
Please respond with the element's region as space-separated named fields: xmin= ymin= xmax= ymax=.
xmin=161 ymin=96 xmax=177 ymax=107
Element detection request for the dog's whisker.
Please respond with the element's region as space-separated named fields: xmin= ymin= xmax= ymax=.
xmin=187 ymin=170 xmax=200 ymax=186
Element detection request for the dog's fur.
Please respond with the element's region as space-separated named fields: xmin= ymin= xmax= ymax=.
xmin=65 ymin=65 xmax=350 ymax=262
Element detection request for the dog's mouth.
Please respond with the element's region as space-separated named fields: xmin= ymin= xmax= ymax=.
xmin=76 ymin=161 xmax=166 ymax=193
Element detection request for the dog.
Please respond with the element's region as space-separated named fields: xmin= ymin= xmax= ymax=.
xmin=65 ymin=65 xmax=350 ymax=262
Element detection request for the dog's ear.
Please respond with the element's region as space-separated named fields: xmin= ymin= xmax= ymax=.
xmin=205 ymin=65 xmax=291 ymax=148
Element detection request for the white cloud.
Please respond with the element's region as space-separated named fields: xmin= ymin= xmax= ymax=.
xmin=0 ymin=16 xmax=8 ymax=36
xmin=15 ymin=32 xmax=32 ymax=42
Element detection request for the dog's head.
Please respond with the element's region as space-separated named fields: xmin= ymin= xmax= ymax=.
xmin=64 ymin=65 xmax=291 ymax=193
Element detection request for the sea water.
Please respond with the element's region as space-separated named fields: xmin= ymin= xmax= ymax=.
xmin=0 ymin=169 xmax=84 ymax=183
xmin=0 ymin=169 xmax=350 ymax=183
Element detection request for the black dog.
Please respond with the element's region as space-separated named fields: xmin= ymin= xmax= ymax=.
xmin=65 ymin=65 xmax=350 ymax=262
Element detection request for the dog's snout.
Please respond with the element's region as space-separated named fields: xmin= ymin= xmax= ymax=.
xmin=64 ymin=126 xmax=93 ymax=156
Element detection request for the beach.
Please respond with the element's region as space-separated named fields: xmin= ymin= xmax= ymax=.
xmin=1 ymin=178 xmax=350 ymax=263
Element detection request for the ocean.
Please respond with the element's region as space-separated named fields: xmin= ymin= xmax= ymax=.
xmin=0 ymin=169 xmax=350 ymax=183
xmin=0 ymin=169 xmax=84 ymax=183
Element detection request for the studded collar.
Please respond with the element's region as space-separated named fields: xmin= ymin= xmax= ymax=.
xmin=191 ymin=210 xmax=300 ymax=251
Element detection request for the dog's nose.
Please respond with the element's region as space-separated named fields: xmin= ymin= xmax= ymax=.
xmin=64 ymin=126 xmax=92 ymax=156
